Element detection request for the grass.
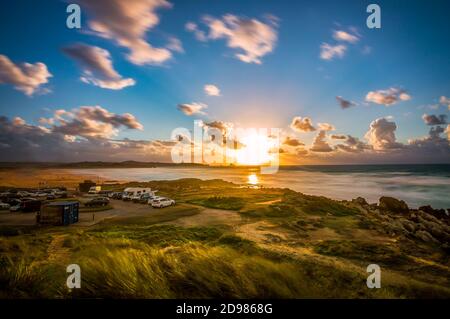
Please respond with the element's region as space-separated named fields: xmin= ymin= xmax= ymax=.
xmin=1 ymin=178 xmax=450 ymax=298
xmin=188 ymin=196 xmax=246 ymax=211
xmin=2 ymin=233 xmax=450 ymax=299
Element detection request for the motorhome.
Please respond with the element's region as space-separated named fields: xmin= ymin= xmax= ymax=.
xmin=88 ymin=186 xmax=101 ymax=194
xmin=122 ymin=187 xmax=154 ymax=201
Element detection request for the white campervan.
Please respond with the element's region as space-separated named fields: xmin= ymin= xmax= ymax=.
xmin=122 ymin=187 xmax=154 ymax=201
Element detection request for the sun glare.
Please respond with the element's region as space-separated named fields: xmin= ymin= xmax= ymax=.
xmin=235 ymin=133 xmax=275 ymax=165
xmin=247 ymin=173 xmax=259 ymax=185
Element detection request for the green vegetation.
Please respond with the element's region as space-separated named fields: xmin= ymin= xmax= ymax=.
xmin=188 ymin=196 xmax=246 ymax=211
xmin=1 ymin=178 xmax=449 ymax=299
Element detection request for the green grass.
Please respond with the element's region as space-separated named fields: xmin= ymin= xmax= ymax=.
xmin=1 ymin=178 xmax=450 ymax=299
xmin=188 ymin=196 xmax=246 ymax=211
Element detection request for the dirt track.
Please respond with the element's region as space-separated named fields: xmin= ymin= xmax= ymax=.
xmin=0 ymin=199 xmax=162 ymax=226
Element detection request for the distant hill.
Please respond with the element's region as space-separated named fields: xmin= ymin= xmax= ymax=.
xmin=0 ymin=161 xmax=207 ymax=169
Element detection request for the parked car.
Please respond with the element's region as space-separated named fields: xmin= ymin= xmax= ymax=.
xmin=10 ymin=203 xmax=21 ymax=212
xmin=148 ymin=196 xmax=164 ymax=205
xmin=17 ymin=191 xmax=32 ymax=198
xmin=10 ymin=199 xmax=42 ymax=213
xmin=3 ymin=198 xmax=21 ymax=206
xmin=137 ymin=193 xmax=152 ymax=204
xmin=151 ymin=198 xmax=175 ymax=208
xmin=110 ymin=192 xmax=123 ymax=200
xmin=33 ymin=192 xmax=48 ymax=199
xmin=0 ymin=202 xmax=10 ymax=210
xmin=84 ymin=197 xmax=110 ymax=207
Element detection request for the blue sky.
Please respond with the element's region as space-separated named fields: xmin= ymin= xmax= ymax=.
xmin=0 ymin=0 xmax=449 ymax=163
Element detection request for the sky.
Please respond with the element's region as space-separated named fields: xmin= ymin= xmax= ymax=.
xmin=0 ymin=0 xmax=449 ymax=164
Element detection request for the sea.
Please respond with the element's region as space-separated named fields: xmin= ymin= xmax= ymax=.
xmin=69 ymin=164 xmax=450 ymax=209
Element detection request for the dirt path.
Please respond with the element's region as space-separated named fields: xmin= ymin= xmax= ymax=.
xmin=166 ymin=207 xmax=243 ymax=227
xmin=46 ymin=234 xmax=71 ymax=264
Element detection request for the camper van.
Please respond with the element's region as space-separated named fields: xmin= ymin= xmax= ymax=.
xmin=122 ymin=187 xmax=154 ymax=201
xmin=88 ymin=186 xmax=101 ymax=194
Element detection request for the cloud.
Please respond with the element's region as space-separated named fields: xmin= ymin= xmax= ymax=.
xmin=317 ymin=122 xmax=335 ymax=131
xmin=290 ymin=116 xmax=316 ymax=132
xmin=78 ymin=0 xmax=178 ymax=65
xmin=333 ymin=30 xmax=359 ymax=43
xmin=365 ymin=117 xmax=403 ymax=150
xmin=365 ymin=87 xmax=411 ymax=106
xmin=283 ymin=136 xmax=304 ymax=147
xmin=185 ymin=22 xmax=207 ymax=41
xmin=62 ymin=44 xmax=135 ymax=90
xmin=336 ymin=96 xmax=357 ymax=109
xmin=408 ymin=126 xmax=450 ymax=158
xmin=439 ymin=96 xmax=450 ymax=110
xmin=0 ymin=54 xmax=52 ymax=96
xmin=204 ymin=84 xmax=221 ymax=96
xmin=422 ymin=114 xmax=447 ymax=126
xmin=41 ymin=106 xmax=143 ymax=139
xmin=166 ymin=37 xmax=184 ymax=53
xmin=188 ymin=14 xmax=278 ymax=64
xmin=177 ymin=102 xmax=207 ymax=116
xmin=202 ymin=120 xmax=233 ymax=133
xmin=335 ymin=135 xmax=371 ymax=153
xmin=310 ymin=130 xmax=333 ymax=152
xmin=331 ymin=134 xmax=347 ymax=140
xmin=0 ymin=111 xmax=161 ymax=162
xmin=320 ymin=43 xmax=346 ymax=60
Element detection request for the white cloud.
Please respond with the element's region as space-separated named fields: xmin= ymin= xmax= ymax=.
xmin=166 ymin=37 xmax=184 ymax=53
xmin=365 ymin=87 xmax=411 ymax=106
xmin=188 ymin=14 xmax=278 ymax=64
xmin=177 ymin=102 xmax=207 ymax=116
xmin=310 ymin=130 xmax=333 ymax=152
xmin=0 ymin=54 xmax=52 ymax=96
xmin=440 ymin=96 xmax=450 ymax=110
xmin=290 ymin=116 xmax=316 ymax=132
xmin=42 ymin=106 xmax=143 ymax=139
xmin=333 ymin=30 xmax=359 ymax=43
xmin=422 ymin=114 xmax=447 ymax=126
xmin=365 ymin=117 xmax=403 ymax=150
xmin=63 ymin=44 xmax=135 ymax=90
xmin=204 ymin=84 xmax=221 ymax=96
xmin=320 ymin=43 xmax=347 ymax=60
xmin=318 ymin=122 xmax=335 ymax=131
xmin=185 ymin=22 xmax=207 ymax=41
xmin=78 ymin=0 xmax=179 ymax=65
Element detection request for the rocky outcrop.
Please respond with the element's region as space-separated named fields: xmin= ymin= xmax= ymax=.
xmin=379 ymin=196 xmax=409 ymax=214
xmin=353 ymin=197 xmax=450 ymax=248
xmin=352 ymin=197 xmax=368 ymax=206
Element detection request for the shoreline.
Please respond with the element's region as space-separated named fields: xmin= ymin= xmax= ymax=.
xmin=0 ymin=167 xmax=448 ymax=210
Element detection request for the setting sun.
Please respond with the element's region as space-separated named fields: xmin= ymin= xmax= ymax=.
xmin=235 ymin=133 xmax=276 ymax=165
xmin=247 ymin=173 xmax=259 ymax=185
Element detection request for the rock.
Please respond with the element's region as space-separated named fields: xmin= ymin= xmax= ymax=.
xmin=352 ymin=197 xmax=368 ymax=206
xmin=379 ymin=196 xmax=409 ymax=214
xmin=419 ymin=205 xmax=434 ymax=214
xmin=428 ymin=226 xmax=450 ymax=243
xmin=400 ymin=219 xmax=416 ymax=233
xmin=415 ymin=230 xmax=439 ymax=244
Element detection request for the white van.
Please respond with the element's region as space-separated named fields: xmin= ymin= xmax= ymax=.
xmin=122 ymin=187 xmax=154 ymax=201
xmin=88 ymin=186 xmax=101 ymax=194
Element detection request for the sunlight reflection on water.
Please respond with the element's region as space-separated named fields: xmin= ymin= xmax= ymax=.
xmin=69 ymin=166 xmax=450 ymax=208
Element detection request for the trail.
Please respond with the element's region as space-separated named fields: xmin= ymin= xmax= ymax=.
xmin=46 ymin=234 xmax=71 ymax=264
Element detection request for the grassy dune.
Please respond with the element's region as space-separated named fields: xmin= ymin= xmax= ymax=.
xmin=1 ymin=178 xmax=449 ymax=298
